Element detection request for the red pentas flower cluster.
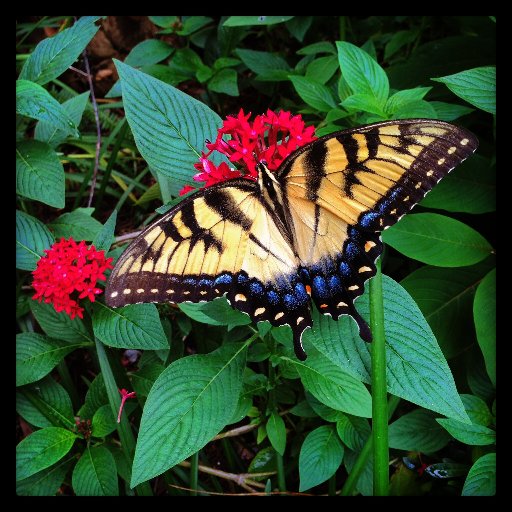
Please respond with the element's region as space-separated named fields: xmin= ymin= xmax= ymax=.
xmin=180 ymin=109 xmax=317 ymax=195
xmin=32 ymin=237 xmax=113 ymax=319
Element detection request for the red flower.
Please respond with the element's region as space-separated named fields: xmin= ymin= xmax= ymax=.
xmin=117 ymin=388 xmax=137 ymax=423
xmin=179 ymin=109 xmax=316 ymax=195
xmin=31 ymin=237 xmax=113 ymax=320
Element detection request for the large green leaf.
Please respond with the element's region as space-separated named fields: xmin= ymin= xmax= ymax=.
xmin=462 ymin=453 xmax=496 ymax=496
xmin=430 ymin=101 xmax=474 ymax=121
xmin=16 ymin=376 xmax=74 ymax=429
xmin=473 ymin=269 xmax=496 ymax=386
xmin=224 ymin=16 xmax=294 ymax=26
xmin=35 ymin=91 xmax=90 ymax=148
xmin=305 ymin=55 xmax=339 ymax=84
xmin=266 ymin=412 xmax=287 ymax=456
xmin=16 ymin=210 xmax=55 ymax=271
xmin=16 ymin=80 xmax=77 ymax=136
xmin=420 ymin=155 xmax=495 ymax=214
xmin=125 ymin=39 xmax=173 ymax=67
xmin=336 ymin=41 xmax=389 ymax=107
xmin=19 ymin=16 xmax=101 ymax=85
xmin=400 ymin=262 xmax=493 ymax=359
xmin=385 ymin=87 xmax=431 ymax=114
xmin=115 ymin=60 xmax=226 ymax=196
xmin=16 ymin=332 xmax=87 ymax=386
xmin=208 ymin=68 xmax=239 ymax=96
xmin=72 ymin=445 xmax=118 ymax=496
xmin=388 ymin=409 xmax=451 ymax=452
xmin=289 ymin=76 xmax=338 ymax=112
xmin=382 ymin=213 xmax=493 ymax=267
xmin=16 ymin=457 xmax=74 ymax=496
xmin=49 ymin=207 xmax=103 ymax=241
xmin=16 ymin=427 xmax=77 ymax=481
xmin=131 ymin=342 xmax=247 ymax=487
xmin=289 ymin=350 xmax=372 ymax=418
xmin=16 ymin=140 xmax=65 ymax=208
xmin=179 ymin=297 xmax=251 ymax=329
xmin=298 ymin=425 xmax=344 ymax=492
xmin=335 ymin=413 xmax=371 ymax=451
xmin=309 ymin=275 xmax=469 ymax=422
xmin=30 ymin=299 xmax=93 ymax=344
xmin=432 ymin=66 xmax=496 ymax=114
xmin=236 ymin=48 xmax=291 ymax=81
xmin=93 ymin=302 xmax=168 ymax=350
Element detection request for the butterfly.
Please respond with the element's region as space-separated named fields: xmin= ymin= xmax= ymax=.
xmin=106 ymin=119 xmax=478 ymax=360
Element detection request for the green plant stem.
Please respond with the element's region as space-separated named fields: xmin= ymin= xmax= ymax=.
xmin=94 ymin=337 xmax=153 ymax=496
xmin=328 ymin=474 xmax=337 ymax=496
xmin=190 ymin=451 xmax=199 ymax=496
xmin=276 ymin=452 xmax=286 ymax=492
xmin=340 ymin=395 xmax=400 ymax=496
xmin=369 ymin=258 xmax=389 ymax=496
xmin=57 ymin=359 xmax=80 ymax=411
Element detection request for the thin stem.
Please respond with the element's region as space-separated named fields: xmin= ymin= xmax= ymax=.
xmin=81 ymin=48 xmax=102 ymax=208
xmin=328 ymin=474 xmax=337 ymax=496
xmin=340 ymin=395 xmax=400 ymax=496
xmin=190 ymin=451 xmax=199 ymax=496
xmin=276 ymin=452 xmax=286 ymax=492
xmin=94 ymin=337 xmax=153 ymax=496
xmin=369 ymin=258 xmax=389 ymax=496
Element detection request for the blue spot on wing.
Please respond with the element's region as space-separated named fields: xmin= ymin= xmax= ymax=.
xmin=312 ymin=276 xmax=329 ymax=299
xmin=329 ymin=275 xmax=342 ymax=292
xmin=198 ymin=278 xmax=213 ymax=287
xmin=267 ymin=290 xmax=280 ymax=305
xmin=339 ymin=261 xmax=350 ymax=277
xmin=214 ymin=274 xmax=232 ymax=286
xmin=183 ymin=278 xmax=196 ymax=286
xmin=250 ymin=281 xmax=264 ymax=295
xmin=359 ymin=212 xmax=379 ymax=228
xmin=284 ymin=293 xmax=297 ymax=309
xmin=294 ymin=283 xmax=309 ymax=303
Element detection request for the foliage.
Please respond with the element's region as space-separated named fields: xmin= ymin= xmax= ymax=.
xmin=16 ymin=15 xmax=495 ymax=496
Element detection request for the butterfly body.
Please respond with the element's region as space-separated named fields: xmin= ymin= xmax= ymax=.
xmin=106 ymin=119 xmax=478 ymax=360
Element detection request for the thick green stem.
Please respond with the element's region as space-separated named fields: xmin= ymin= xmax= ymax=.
xmin=340 ymin=395 xmax=401 ymax=496
xmin=94 ymin=338 xmax=153 ymax=496
xmin=369 ymin=258 xmax=389 ymax=496
xmin=276 ymin=452 xmax=286 ymax=492
xmin=190 ymin=451 xmax=199 ymax=496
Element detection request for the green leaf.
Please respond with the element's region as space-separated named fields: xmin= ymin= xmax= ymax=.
xmin=177 ymin=16 xmax=213 ymax=36
xmin=224 ymin=16 xmax=294 ymax=26
xmin=473 ymin=269 xmax=496 ymax=386
xmin=393 ymin=100 xmax=438 ymax=119
xmin=385 ymin=87 xmax=431 ymax=113
xmin=437 ymin=418 xmax=495 ymax=446
xmin=125 ymin=39 xmax=173 ymax=67
xmin=297 ymin=41 xmax=336 ymax=56
xmin=30 ymin=299 xmax=93 ymax=344
xmin=289 ymin=76 xmax=337 ymax=112
xmin=432 ymin=66 xmax=496 ymax=114
xmin=35 ymin=91 xmax=90 ymax=147
xmin=336 ymin=41 xmax=389 ymax=107
xmin=16 ymin=140 xmax=65 ymax=208
xmin=299 ymin=425 xmax=344 ymax=492
xmin=335 ymin=413 xmax=371 ymax=451
xmin=462 ymin=453 xmax=496 ymax=496
xmin=382 ymin=213 xmax=493 ymax=267
xmin=149 ymin=16 xmax=178 ymax=28
xmin=344 ymin=448 xmax=373 ymax=495
xmin=266 ymin=412 xmax=286 ymax=456
xmin=115 ymin=60 xmax=226 ymax=196
xmin=179 ymin=297 xmax=251 ymax=329
xmin=459 ymin=394 xmax=493 ymax=426
xmin=341 ymin=93 xmax=387 ymax=117
xmin=93 ymin=302 xmax=168 ymax=350
xmin=309 ymin=275 xmax=469 ymax=422
xmin=91 ymin=404 xmax=117 ymax=437
xmin=430 ymin=101 xmax=474 ymax=121
xmin=306 ymin=393 xmax=344 ymax=422
xmin=16 ymin=210 xmax=55 ymax=270
xmin=213 ymin=57 xmax=241 ymax=70
xmin=236 ymin=48 xmax=291 ymax=79
xmin=285 ymin=16 xmax=313 ymax=42
xmin=16 ymin=332 xmax=86 ymax=386
xmin=130 ymin=363 xmax=165 ymax=397
xmin=131 ymin=342 xmax=247 ymax=487
xmin=92 ymin=210 xmax=117 ymax=253
xmin=48 ymin=207 xmax=103 ymax=241
xmin=420 ymin=155 xmax=495 ymax=214
xmin=16 ymin=457 xmax=73 ymax=496
xmin=16 ymin=80 xmax=77 ymax=136
xmin=16 ymin=427 xmax=77 ymax=481
xmin=384 ymin=30 xmax=418 ymax=60
xmin=16 ymin=376 xmax=74 ymax=429
xmin=467 ymin=352 xmax=495 ymax=402
xmin=208 ymin=68 xmax=239 ymax=96
xmin=290 ymin=350 xmax=372 ymax=417
xmin=72 ymin=445 xmax=118 ymax=496
xmin=19 ymin=16 xmax=101 ymax=84
xmin=77 ymin=373 xmax=108 ymax=419
xmin=306 ymin=55 xmax=339 ymax=84
xmin=401 ymin=262 xmax=492 ymax=359
xmin=388 ymin=409 xmax=451 ymax=452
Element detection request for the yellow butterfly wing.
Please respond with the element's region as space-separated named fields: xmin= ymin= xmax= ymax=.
xmin=277 ymin=119 xmax=478 ymax=338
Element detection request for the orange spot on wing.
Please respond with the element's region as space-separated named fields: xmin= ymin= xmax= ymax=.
xmin=320 ymin=304 xmax=328 ymax=309
xmin=306 ymin=285 xmax=312 ymax=295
